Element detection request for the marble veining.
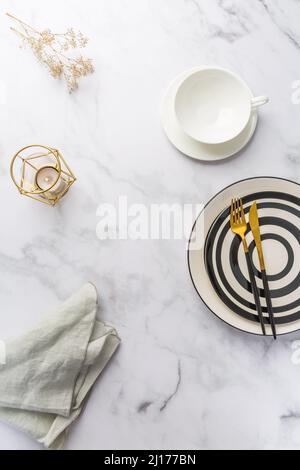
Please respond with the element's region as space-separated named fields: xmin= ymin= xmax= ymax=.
xmin=0 ymin=0 xmax=300 ymax=450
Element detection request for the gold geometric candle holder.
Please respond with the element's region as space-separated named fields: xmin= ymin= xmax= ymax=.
xmin=10 ymin=145 xmax=76 ymax=206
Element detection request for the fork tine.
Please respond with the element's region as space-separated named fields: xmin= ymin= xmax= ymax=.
xmin=240 ymin=198 xmax=246 ymax=224
xmin=230 ymin=199 xmax=234 ymax=226
xmin=232 ymin=198 xmax=235 ymax=224
xmin=237 ymin=198 xmax=242 ymax=224
xmin=236 ymin=198 xmax=240 ymax=224
xmin=234 ymin=198 xmax=238 ymax=224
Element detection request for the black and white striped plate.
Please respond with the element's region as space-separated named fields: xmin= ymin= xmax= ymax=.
xmin=188 ymin=177 xmax=300 ymax=336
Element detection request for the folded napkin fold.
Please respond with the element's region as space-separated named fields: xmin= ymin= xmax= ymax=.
xmin=0 ymin=283 xmax=120 ymax=449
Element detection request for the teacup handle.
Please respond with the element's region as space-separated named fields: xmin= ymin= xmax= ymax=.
xmin=251 ymin=96 xmax=269 ymax=109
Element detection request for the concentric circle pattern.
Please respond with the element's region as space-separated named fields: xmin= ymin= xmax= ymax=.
xmin=188 ymin=178 xmax=300 ymax=336
xmin=205 ymin=192 xmax=300 ymax=326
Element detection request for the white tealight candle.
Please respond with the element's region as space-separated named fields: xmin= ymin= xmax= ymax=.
xmin=35 ymin=166 xmax=67 ymax=195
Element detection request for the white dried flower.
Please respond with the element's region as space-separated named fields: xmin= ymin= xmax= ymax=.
xmin=7 ymin=12 xmax=94 ymax=93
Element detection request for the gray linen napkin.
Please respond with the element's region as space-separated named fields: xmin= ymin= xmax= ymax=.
xmin=0 ymin=283 xmax=120 ymax=449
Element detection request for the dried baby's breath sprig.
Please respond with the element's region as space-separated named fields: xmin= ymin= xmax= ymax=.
xmin=7 ymin=12 xmax=94 ymax=92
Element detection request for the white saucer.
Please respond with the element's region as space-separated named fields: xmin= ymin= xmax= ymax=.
xmin=161 ymin=68 xmax=258 ymax=162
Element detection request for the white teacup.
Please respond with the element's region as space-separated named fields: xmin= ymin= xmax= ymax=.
xmin=174 ymin=67 xmax=269 ymax=145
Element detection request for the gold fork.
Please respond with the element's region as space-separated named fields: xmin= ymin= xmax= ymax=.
xmin=230 ymin=198 xmax=266 ymax=335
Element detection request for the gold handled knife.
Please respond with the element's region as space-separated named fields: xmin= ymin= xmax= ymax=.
xmin=249 ymin=202 xmax=277 ymax=339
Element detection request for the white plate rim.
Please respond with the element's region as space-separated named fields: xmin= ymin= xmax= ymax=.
xmin=187 ymin=176 xmax=300 ymax=337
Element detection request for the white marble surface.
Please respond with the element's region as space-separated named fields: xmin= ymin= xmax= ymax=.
xmin=0 ymin=0 xmax=300 ymax=450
